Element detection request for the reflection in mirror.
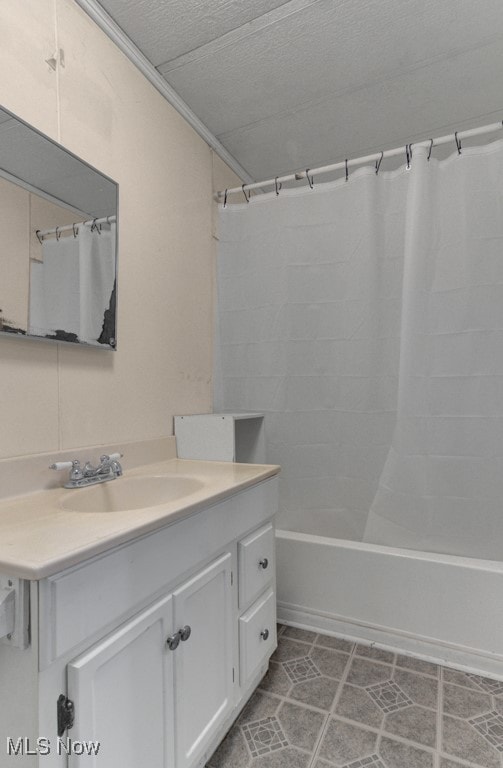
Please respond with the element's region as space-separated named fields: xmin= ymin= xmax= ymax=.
xmin=0 ymin=106 xmax=118 ymax=349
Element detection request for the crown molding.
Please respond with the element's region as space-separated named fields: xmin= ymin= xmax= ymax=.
xmin=72 ymin=0 xmax=254 ymax=184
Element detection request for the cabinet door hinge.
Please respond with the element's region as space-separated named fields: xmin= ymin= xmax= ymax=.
xmin=232 ymin=667 xmax=235 ymax=683
xmin=57 ymin=694 xmax=75 ymax=737
xmin=230 ymin=571 xmax=233 ymax=586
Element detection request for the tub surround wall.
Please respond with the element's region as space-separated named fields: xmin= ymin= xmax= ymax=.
xmin=0 ymin=0 xmax=241 ymax=461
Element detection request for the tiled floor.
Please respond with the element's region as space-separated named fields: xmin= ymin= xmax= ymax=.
xmin=206 ymin=624 xmax=503 ymax=768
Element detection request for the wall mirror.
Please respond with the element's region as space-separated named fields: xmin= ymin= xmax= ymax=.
xmin=0 ymin=106 xmax=118 ymax=350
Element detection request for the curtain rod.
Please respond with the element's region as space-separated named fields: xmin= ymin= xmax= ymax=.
xmin=36 ymin=215 xmax=116 ymax=242
xmin=217 ymin=121 xmax=503 ymax=201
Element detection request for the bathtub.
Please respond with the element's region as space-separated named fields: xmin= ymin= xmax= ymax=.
xmin=276 ymin=529 xmax=503 ymax=678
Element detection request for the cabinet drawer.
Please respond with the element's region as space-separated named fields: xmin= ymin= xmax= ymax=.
xmin=238 ymin=524 xmax=274 ymax=609
xmin=239 ymin=588 xmax=276 ymax=685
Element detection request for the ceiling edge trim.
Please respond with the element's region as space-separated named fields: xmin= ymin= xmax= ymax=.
xmin=72 ymin=0 xmax=253 ymax=184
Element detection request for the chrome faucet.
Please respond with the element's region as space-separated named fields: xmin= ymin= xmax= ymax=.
xmin=50 ymin=453 xmax=123 ymax=488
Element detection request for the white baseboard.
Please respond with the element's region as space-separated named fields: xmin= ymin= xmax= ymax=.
xmin=278 ymin=601 xmax=503 ymax=680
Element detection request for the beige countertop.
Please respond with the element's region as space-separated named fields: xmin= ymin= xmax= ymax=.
xmin=0 ymin=458 xmax=280 ymax=581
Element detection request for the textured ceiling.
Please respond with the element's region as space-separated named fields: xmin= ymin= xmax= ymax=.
xmin=97 ymin=0 xmax=503 ymax=182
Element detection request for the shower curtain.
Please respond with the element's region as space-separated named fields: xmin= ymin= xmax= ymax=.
xmin=215 ymin=139 xmax=503 ymax=560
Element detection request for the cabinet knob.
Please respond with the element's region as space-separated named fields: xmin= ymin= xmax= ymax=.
xmin=166 ymin=632 xmax=181 ymax=651
xmin=258 ymin=558 xmax=269 ymax=570
xmin=167 ymin=626 xmax=192 ymax=650
xmin=260 ymin=628 xmax=270 ymax=641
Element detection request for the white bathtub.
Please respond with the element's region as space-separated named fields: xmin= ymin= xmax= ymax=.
xmin=276 ymin=529 xmax=503 ymax=678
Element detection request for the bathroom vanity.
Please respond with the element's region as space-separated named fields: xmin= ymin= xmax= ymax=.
xmin=0 ymin=455 xmax=279 ymax=767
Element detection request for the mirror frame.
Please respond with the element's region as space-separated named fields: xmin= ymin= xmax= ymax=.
xmin=0 ymin=105 xmax=119 ymax=351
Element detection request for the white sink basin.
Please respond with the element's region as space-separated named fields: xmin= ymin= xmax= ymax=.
xmin=60 ymin=475 xmax=204 ymax=513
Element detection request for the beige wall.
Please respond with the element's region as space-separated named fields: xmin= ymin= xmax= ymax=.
xmin=0 ymin=0 xmax=242 ymax=460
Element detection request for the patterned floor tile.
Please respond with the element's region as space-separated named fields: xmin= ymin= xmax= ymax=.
xmin=310 ymin=646 xmax=351 ymax=679
xmin=378 ymin=736 xmax=434 ymax=767
xmin=315 ymin=634 xmax=355 ymax=653
xmin=470 ymin=710 xmax=503 ymax=752
xmin=442 ymin=715 xmax=501 ymax=768
xmin=208 ymin=624 xmax=503 ymax=768
xmin=242 ymin=717 xmax=288 ymax=757
xmin=346 ymin=658 xmax=393 ymax=687
xmin=253 ymin=746 xmax=311 ymax=767
xmin=314 ymin=755 xmax=386 ymax=768
xmin=393 ymin=668 xmax=438 ymax=709
xmin=443 ymin=682 xmax=492 ymax=719
xmin=282 ymin=626 xmax=318 ymax=644
xmin=345 ymin=757 xmax=386 ymax=768
xmin=259 ymin=660 xmax=292 ymax=696
xmin=272 ymin=636 xmax=314 ymax=663
xmin=277 ymin=700 xmax=326 ymax=752
xmin=283 ymin=655 xmax=321 ymax=684
xmin=366 ymin=680 xmax=412 ymax=713
xmin=467 ymin=674 xmax=503 ymax=697
xmin=318 ymin=718 xmax=378 ymax=765
xmin=383 ymin=704 xmax=437 ymax=747
xmin=207 ymin=725 xmax=250 ymax=767
xmin=395 ymin=654 xmax=439 ymax=678
xmin=355 ymin=645 xmax=395 ymax=664
xmin=289 ymin=674 xmax=340 ymax=710
xmin=238 ymin=691 xmax=279 ymax=725
xmin=336 ymin=684 xmax=384 ymax=729
xmin=442 ymin=668 xmax=483 ymax=690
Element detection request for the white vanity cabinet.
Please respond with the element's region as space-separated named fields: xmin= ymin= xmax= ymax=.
xmin=3 ymin=475 xmax=278 ymax=768
xmin=66 ymin=553 xmax=234 ymax=768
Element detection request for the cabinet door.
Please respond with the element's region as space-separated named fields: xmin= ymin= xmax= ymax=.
xmin=67 ymin=594 xmax=174 ymax=768
xmin=173 ymin=552 xmax=234 ymax=768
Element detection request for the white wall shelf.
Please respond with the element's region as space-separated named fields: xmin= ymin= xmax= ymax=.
xmin=174 ymin=413 xmax=265 ymax=463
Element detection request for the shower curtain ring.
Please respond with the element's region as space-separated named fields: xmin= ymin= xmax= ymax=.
xmin=306 ymin=169 xmax=314 ymax=189
xmin=427 ymin=139 xmax=434 ymax=161
xmin=345 ymin=159 xmax=349 ymax=182
xmin=223 ymin=189 xmax=228 ymax=208
xmin=405 ymin=144 xmax=412 ymax=170
xmin=36 ymin=230 xmax=43 ymax=244
xmin=55 ymin=226 xmax=60 ymax=241
xmin=72 ymin=222 xmax=78 ymax=238
xmin=242 ymin=184 xmax=250 ymax=203
xmin=375 ymin=152 xmax=384 ymax=175
xmin=275 ymin=177 xmax=282 ymax=196
xmin=455 ymin=132 xmax=462 ymax=155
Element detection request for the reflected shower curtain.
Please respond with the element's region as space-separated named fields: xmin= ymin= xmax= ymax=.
xmin=29 ymin=223 xmax=116 ymax=345
xmin=215 ymin=139 xmax=503 ymax=560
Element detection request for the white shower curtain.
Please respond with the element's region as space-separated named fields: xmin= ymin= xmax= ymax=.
xmin=215 ymin=138 xmax=503 ymax=560
xmin=215 ymin=167 xmax=409 ymax=541
xmin=364 ymin=141 xmax=503 ymax=559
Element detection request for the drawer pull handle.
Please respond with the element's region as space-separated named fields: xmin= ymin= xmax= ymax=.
xmin=167 ymin=625 xmax=191 ymax=650
xmin=260 ymin=628 xmax=270 ymax=641
xmin=258 ymin=558 xmax=269 ymax=570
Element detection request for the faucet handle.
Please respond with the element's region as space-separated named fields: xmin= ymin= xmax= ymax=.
xmin=50 ymin=460 xmax=79 ymax=471
xmin=50 ymin=459 xmax=83 ymax=481
xmin=99 ymin=453 xmax=123 ymax=463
